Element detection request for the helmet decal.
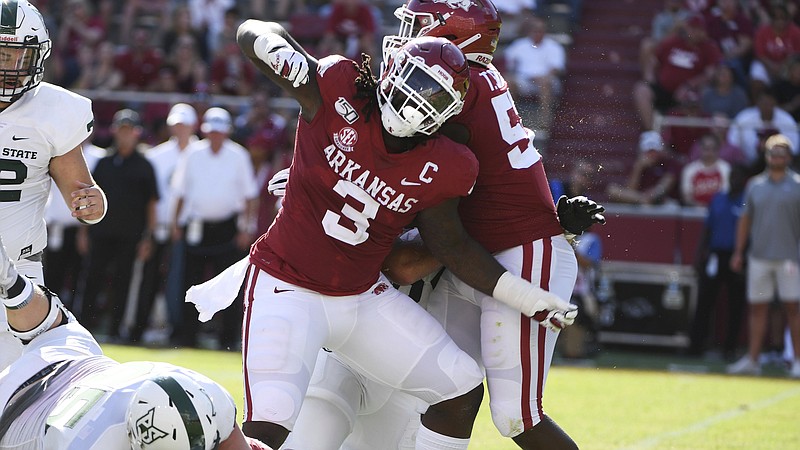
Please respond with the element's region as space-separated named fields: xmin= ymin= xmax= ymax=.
xmin=132 ymin=408 xmax=170 ymax=445
xmin=431 ymin=0 xmax=475 ymax=12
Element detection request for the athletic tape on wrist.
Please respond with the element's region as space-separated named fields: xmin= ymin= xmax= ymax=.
xmin=78 ymin=186 xmax=107 ymax=225
xmin=492 ymin=271 xmax=542 ymax=317
xmin=254 ymin=33 xmax=288 ymax=65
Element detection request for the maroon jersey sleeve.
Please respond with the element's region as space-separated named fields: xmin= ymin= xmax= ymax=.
xmin=250 ymin=58 xmax=478 ymax=295
xmin=452 ymin=65 xmax=563 ymax=253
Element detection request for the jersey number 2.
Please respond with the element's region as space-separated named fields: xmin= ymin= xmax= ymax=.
xmin=0 ymin=159 xmax=27 ymax=202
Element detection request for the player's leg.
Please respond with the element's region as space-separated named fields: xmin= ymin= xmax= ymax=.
xmin=240 ymin=268 xmax=332 ymax=449
xmin=287 ymin=271 xmax=460 ymax=450
xmin=333 ymin=279 xmax=484 ymax=450
xmin=342 ymin=387 xmax=426 ymax=450
xmin=776 ymin=259 xmax=800 ymax=371
xmin=478 ymin=236 xmax=578 ymax=450
xmin=282 ymin=350 xmax=362 ymax=450
xmin=0 ymin=257 xmax=42 ymax=370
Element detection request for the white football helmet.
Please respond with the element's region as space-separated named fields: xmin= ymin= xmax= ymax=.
xmin=127 ymin=373 xmax=222 ymax=450
xmin=377 ymin=36 xmax=469 ymax=138
xmin=0 ymin=0 xmax=51 ymax=103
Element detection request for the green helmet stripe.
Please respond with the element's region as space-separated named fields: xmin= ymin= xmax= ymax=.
xmin=0 ymin=0 xmax=18 ymax=34
xmin=152 ymin=376 xmax=206 ymax=450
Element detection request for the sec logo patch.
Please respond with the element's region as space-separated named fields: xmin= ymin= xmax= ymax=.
xmin=334 ymin=127 xmax=358 ymax=152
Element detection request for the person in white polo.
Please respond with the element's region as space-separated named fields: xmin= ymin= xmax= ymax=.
xmin=171 ymin=107 xmax=259 ymax=348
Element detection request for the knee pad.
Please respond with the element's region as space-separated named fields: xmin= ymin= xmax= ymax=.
xmin=489 ymin=397 xmax=544 ymax=438
xmin=9 ymin=285 xmax=68 ymax=343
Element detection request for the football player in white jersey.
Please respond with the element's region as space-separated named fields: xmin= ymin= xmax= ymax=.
xmin=0 ymin=0 xmax=107 ymax=370
xmin=0 ymin=235 xmax=271 ymax=450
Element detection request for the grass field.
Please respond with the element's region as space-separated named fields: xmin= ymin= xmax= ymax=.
xmin=104 ymin=344 xmax=800 ymax=449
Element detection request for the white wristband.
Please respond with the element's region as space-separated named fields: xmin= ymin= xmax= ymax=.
xmin=254 ymin=33 xmax=289 ymax=65
xmin=78 ymin=186 xmax=107 ymax=225
xmin=492 ymin=271 xmax=546 ymax=317
xmin=2 ymin=275 xmax=34 ymax=309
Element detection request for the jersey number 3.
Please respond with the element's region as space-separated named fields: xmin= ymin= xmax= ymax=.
xmin=0 ymin=159 xmax=27 ymax=202
xmin=322 ymin=180 xmax=379 ymax=245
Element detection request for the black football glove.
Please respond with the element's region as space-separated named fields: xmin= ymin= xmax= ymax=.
xmin=556 ymin=195 xmax=606 ymax=235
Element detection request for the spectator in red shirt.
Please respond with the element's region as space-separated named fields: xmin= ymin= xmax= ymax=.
xmin=55 ymin=0 xmax=107 ymax=87
xmin=606 ymin=130 xmax=683 ymax=205
xmin=749 ymin=5 xmax=800 ymax=98
xmin=317 ymin=0 xmax=378 ymax=65
xmin=210 ymin=42 xmax=257 ymax=96
xmin=232 ymin=89 xmax=289 ymax=152
xmin=634 ymin=14 xmax=723 ymax=130
xmin=705 ymin=0 xmax=754 ymax=88
xmin=247 ymin=132 xmax=292 ymax=236
xmin=680 ymin=132 xmax=731 ymax=206
xmin=114 ymin=25 xmax=164 ymax=90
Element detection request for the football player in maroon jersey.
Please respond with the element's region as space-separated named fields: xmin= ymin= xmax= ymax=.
xmin=281 ymin=1 xmax=605 ymax=449
xmin=231 ymin=18 xmax=583 ymax=450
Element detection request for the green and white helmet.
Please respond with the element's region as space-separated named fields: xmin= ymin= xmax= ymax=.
xmin=0 ymin=0 xmax=51 ymax=102
xmin=127 ymin=373 xmax=222 ymax=450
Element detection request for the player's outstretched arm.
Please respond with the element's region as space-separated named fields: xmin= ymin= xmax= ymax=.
xmin=237 ymin=19 xmax=321 ymax=121
xmin=50 ymin=145 xmax=107 ymax=225
xmin=416 ymin=199 xmax=577 ymax=331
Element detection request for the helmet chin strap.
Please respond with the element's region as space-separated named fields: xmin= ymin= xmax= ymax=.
xmin=401 ymin=105 xmax=426 ymax=130
xmin=458 ymin=33 xmax=482 ymax=49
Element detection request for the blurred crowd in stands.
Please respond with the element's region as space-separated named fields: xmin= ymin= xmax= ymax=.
xmin=625 ymin=0 xmax=800 ymax=209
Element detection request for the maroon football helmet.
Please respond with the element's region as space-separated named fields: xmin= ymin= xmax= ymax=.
xmin=382 ymin=0 xmax=502 ymax=67
xmin=378 ymin=36 xmax=470 ymax=138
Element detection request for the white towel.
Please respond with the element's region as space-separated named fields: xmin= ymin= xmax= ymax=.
xmin=185 ymin=256 xmax=250 ymax=322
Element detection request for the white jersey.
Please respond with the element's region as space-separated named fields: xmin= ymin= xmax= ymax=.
xmin=0 ymin=322 xmax=237 ymax=449
xmin=0 ymin=83 xmax=93 ymax=262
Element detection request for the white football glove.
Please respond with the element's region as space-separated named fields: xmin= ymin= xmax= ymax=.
xmin=492 ymin=272 xmax=578 ymax=332
xmin=267 ymin=167 xmax=290 ymax=197
xmin=254 ymin=33 xmax=309 ymax=88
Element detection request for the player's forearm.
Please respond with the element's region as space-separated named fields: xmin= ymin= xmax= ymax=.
xmin=382 ymin=238 xmax=442 ymax=286
xmin=425 ymin=234 xmax=505 ymax=296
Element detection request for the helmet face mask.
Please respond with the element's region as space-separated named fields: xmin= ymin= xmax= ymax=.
xmin=377 ymin=36 xmax=469 ymax=138
xmin=382 ymin=0 xmax=502 ymax=68
xmin=0 ymin=0 xmax=51 ymax=103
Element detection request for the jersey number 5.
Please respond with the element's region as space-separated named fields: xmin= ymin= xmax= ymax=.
xmin=491 ymin=91 xmax=541 ymax=169
xmin=0 ymin=159 xmax=27 ymax=202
